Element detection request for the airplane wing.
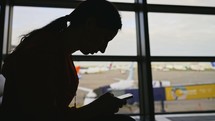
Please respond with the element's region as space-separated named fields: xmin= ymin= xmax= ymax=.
xmin=78 ymin=86 xmax=97 ymax=105
xmin=78 ymin=87 xmax=93 ymax=92
xmin=113 ymin=78 xmax=124 ymax=81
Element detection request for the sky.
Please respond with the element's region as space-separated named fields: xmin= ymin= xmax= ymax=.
xmin=11 ymin=0 xmax=215 ymax=57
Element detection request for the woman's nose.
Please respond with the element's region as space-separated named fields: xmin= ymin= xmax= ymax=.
xmin=100 ymin=43 xmax=108 ymax=53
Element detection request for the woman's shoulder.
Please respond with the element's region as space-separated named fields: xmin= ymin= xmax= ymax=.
xmin=5 ymin=48 xmax=63 ymax=65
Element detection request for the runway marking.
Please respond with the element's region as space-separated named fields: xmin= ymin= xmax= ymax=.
xmin=155 ymin=116 xmax=171 ymax=121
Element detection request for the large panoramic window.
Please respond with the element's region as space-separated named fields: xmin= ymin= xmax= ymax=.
xmin=1 ymin=1 xmax=215 ymax=121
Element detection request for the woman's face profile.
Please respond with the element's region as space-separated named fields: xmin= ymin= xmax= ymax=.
xmin=80 ymin=23 xmax=118 ymax=55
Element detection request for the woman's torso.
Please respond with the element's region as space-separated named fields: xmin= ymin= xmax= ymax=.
xmin=1 ymin=46 xmax=79 ymax=120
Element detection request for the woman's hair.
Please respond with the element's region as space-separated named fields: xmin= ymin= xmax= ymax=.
xmin=12 ymin=0 xmax=122 ymax=54
xmin=68 ymin=0 xmax=122 ymax=30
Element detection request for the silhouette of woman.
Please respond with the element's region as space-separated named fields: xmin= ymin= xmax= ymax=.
xmin=1 ymin=0 xmax=135 ymax=121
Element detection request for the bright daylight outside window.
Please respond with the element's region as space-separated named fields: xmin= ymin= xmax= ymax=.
xmin=11 ymin=6 xmax=72 ymax=52
xmin=149 ymin=11 xmax=215 ymax=113
xmin=148 ymin=13 xmax=215 ymax=56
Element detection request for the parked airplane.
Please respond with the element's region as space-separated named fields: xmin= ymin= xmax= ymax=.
xmin=109 ymin=62 xmax=136 ymax=89
xmin=78 ymin=62 xmax=172 ymax=105
xmin=77 ymin=63 xmax=113 ymax=75
xmin=78 ymin=63 xmax=139 ymax=105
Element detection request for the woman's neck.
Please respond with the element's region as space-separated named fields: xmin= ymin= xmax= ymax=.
xmin=60 ymin=27 xmax=83 ymax=55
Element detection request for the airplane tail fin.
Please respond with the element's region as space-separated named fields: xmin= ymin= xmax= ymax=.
xmin=108 ymin=62 xmax=113 ymax=70
xmin=126 ymin=62 xmax=134 ymax=81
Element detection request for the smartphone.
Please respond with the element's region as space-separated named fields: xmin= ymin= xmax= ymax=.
xmin=117 ymin=93 xmax=133 ymax=100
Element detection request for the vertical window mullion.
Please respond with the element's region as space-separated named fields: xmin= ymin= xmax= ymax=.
xmin=0 ymin=0 xmax=5 ymax=69
xmin=7 ymin=5 xmax=13 ymax=55
xmin=0 ymin=0 xmax=12 ymax=69
xmin=136 ymin=0 xmax=155 ymax=120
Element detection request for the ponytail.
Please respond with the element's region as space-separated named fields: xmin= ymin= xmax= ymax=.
xmin=42 ymin=15 xmax=69 ymax=32
xmin=23 ymin=15 xmax=69 ymax=37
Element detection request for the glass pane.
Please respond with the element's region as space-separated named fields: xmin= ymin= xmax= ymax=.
xmin=11 ymin=6 xmax=72 ymax=50
xmin=151 ymin=62 xmax=215 ymax=113
xmin=104 ymin=12 xmax=137 ymax=56
xmin=11 ymin=7 xmax=137 ymax=56
xmin=148 ymin=13 xmax=215 ymax=56
xmin=73 ymin=11 xmax=137 ymax=56
xmin=71 ymin=61 xmax=139 ymax=114
xmin=147 ymin=0 xmax=215 ymax=7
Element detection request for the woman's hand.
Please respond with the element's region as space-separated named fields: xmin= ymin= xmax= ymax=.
xmin=91 ymin=92 xmax=126 ymax=115
xmin=75 ymin=92 xmax=127 ymax=120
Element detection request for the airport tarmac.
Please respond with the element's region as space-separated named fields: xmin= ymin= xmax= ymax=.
xmin=152 ymin=70 xmax=215 ymax=86
xmin=78 ymin=69 xmax=215 ymax=89
xmin=71 ymin=69 xmax=215 ymax=115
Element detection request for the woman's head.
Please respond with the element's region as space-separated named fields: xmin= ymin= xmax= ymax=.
xmin=64 ymin=0 xmax=122 ymax=55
